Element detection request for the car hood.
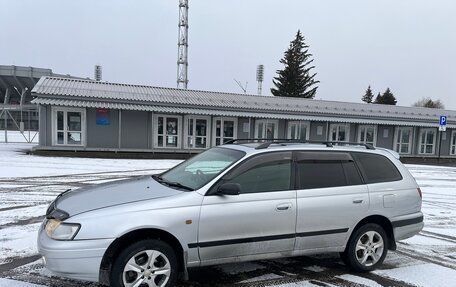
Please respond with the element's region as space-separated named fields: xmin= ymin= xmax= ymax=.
xmin=55 ymin=175 xmax=182 ymax=216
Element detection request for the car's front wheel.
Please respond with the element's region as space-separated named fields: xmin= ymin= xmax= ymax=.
xmin=110 ymin=239 xmax=178 ymax=287
xmin=343 ymin=223 xmax=388 ymax=272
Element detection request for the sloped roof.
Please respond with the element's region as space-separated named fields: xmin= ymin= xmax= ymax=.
xmin=31 ymin=76 xmax=456 ymax=127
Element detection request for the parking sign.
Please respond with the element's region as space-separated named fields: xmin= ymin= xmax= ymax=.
xmin=439 ymin=116 xmax=447 ymax=126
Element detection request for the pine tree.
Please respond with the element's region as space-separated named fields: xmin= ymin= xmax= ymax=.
xmin=362 ymin=85 xmax=374 ymax=103
xmin=374 ymin=88 xmax=397 ymax=105
xmin=271 ymin=30 xmax=319 ymax=98
xmin=374 ymin=92 xmax=382 ymax=104
xmin=380 ymin=88 xmax=397 ymax=105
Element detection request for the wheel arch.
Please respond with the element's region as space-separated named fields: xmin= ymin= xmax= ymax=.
xmin=99 ymin=228 xmax=186 ymax=286
xmin=350 ymin=215 xmax=396 ymax=251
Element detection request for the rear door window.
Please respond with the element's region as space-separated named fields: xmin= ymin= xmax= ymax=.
xmin=296 ymin=152 xmax=363 ymax=190
xmin=351 ymin=152 xmax=402 ymax=184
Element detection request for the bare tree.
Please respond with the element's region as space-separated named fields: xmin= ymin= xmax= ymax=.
xmin=412 ymin=97 xmax=445 ymax=109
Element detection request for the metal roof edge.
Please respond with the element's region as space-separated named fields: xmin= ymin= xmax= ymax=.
xmin=31 ymin=98 xmax=455 ymax=128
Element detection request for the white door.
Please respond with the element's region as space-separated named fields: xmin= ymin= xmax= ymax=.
xmin=287 ymin=121 xmax=310 ymax=140
xmin=254 ymin=119 xmax=278 ymax=140
xmin=213 ymin=118 xmax=237 ymax=146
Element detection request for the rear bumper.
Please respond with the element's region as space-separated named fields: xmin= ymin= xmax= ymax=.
xmin=391 ymin=213 xmax=424 ymax=241
xmin=38 ymin=226 xmax=114 ymax=282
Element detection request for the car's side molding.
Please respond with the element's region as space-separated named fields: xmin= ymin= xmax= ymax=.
xmin=296 ymin=228 xmax=349 ymax=238
xmin=188 ymin=228 xmax=348 ymax=249
xmin=391 ymin=215 xmax=424 ymax=228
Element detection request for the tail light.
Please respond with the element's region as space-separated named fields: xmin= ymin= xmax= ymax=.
xmin=417 ymin=187 xmax=422 ymax=199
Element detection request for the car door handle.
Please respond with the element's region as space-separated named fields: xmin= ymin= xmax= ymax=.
xmin=353 ymin=199 xmax=364 ymax=204
xmin=276 ymin=203 xmax=292 ymax=211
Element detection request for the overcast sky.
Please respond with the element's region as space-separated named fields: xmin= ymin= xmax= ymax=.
xmin=1 ymin=0 xmax=455 ymax=110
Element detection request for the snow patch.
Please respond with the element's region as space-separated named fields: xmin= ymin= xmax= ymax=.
xmin=373 ymin=263 xmax=456 ymax=287
xmin=240 ymin=273 xmax=283 ymax=283
xmin=0 ymin=278 xmax=45 ymax=287
xmin=337 ymin=274 xmax=382 ymax=287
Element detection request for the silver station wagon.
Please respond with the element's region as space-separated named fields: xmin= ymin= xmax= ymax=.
xmin=38 ymin=140 xmax=423 ymax=287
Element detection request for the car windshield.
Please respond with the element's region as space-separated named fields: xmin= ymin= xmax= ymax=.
xmin=159 ymin=147 xmax=246 ymax=190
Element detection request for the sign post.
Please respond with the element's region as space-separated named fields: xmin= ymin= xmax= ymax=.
xmin=438 ymin=116 xmax=447 ymax=163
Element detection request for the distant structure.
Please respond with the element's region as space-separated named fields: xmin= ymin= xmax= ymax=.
xmin=0 ymin=65 xmax=81 ymax=143
xmin=94 ymin=65 xmax=102 ymax=82
xmin=234 ymin=79 xmax=248 ymax=94
xmin=256 ymin=65 xmax=264 ymax=95
xmin=177 ymin=0 xmax=189 ymax=89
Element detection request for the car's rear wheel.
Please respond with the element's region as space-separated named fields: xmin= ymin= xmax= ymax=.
xmin=343 ymin=223 xmax=388 ymax=272
xmin=110 ymin=239 xmax=178 ymax=287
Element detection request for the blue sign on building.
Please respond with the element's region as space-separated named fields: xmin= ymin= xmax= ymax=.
xmin=96 ymin=108 xmax=110 ymax=125
xmin=439 ymin=115 xmax=447 ymax=126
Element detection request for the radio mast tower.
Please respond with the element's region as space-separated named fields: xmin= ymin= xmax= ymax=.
xmin=177 ymin=0 xmax=189 ymax=89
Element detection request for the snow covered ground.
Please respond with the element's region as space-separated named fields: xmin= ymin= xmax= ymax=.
xmin=0 ymin=143 xmax=455 ymax=287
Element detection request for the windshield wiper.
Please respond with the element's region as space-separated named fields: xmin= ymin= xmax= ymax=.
xmin=152 ymin=174 xmax=194 ymax=191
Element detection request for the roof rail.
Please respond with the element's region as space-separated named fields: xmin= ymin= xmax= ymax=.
xmin=325 ymin=141 xmax=375 ymax=150
xmin=224 ymin=138 xmax=274 ymax=144
xmin=224 ymin=139 xmax=375 ymax=150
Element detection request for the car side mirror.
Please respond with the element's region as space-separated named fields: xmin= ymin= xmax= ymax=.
xmin=217 ymin=183 xmax=241 ymax=196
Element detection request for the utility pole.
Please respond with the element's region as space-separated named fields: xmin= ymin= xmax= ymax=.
xmin=177 ymin=0 xmax=189 ymax=89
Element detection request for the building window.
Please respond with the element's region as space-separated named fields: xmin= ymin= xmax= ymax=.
xmin=52 ymin=107 xmax=86 ymax=146
xmin=451 ymin=130 xmax=456 ymax=155
xmin=255 ymin=119 xmax=279 ymax=140
xmin=358 ymin=125 xmax=377 ymax=146
xmin=185 ymin=115 xmax=210 ymax=149
xmin=419 ymin=128 xmax=436 ymax=155
xmin=329 ymin=123 xmax=350 ymax=142
xmin=287 ymin=121 xmax=310 ymax=140
xmin=213 ymin=117 xmax=237 ymax=146
xmin=154 ymin=114 xmax=182 ymax=148
xmin=394 ymin=127 xmax=413 ymax=154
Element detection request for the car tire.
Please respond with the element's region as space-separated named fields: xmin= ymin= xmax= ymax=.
xmin=110 ymin=239 xmax=178 ymax=287
xmin=343 ymin=223 xmax=388 ymax=272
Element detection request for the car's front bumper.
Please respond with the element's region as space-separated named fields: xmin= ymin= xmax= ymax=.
xmin=37 ymin=225 xmax=114 ymax=282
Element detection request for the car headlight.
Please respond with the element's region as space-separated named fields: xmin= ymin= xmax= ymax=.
xmin=45 ymin=219 xmax=80 ymax=240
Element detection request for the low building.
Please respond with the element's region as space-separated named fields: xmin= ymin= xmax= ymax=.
xmin=31 ymin=76 xmax=456 ymax=160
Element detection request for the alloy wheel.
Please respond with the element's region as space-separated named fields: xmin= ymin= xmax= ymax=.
xmin=122 ymin=250 xmax=171 ymax=287
xmin=355 ymin=230 xmax=384 ymax=267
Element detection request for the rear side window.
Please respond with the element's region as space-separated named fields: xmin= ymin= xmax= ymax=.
xmin=296 ymin=152 xmax=363 ymax=190
xmin=351 ymin=152 xmax=402 ymax=184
